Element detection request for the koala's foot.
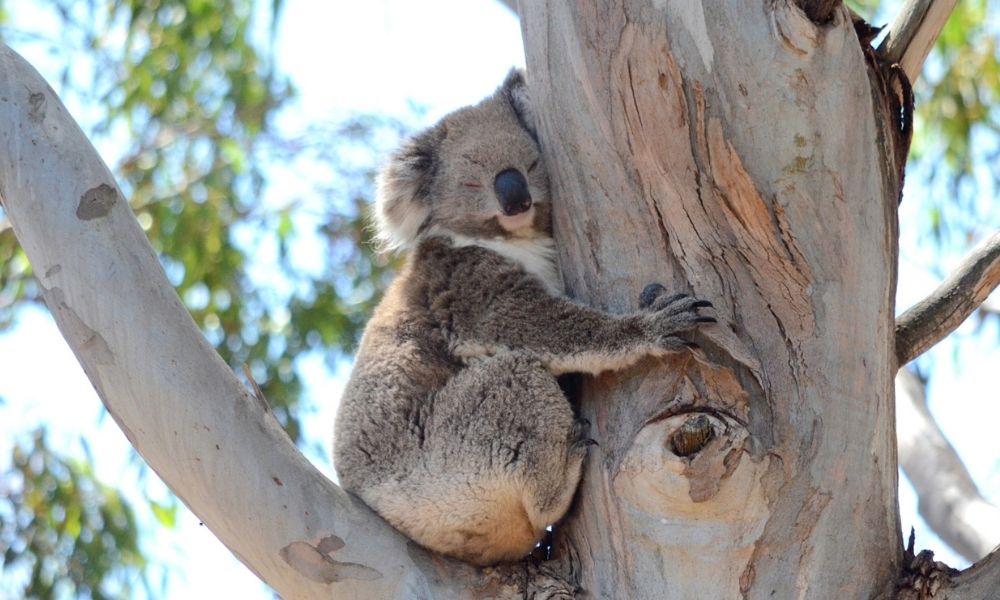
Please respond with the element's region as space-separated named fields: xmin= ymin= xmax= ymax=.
xmin=639 ymin=283 xmax=715 ymax=351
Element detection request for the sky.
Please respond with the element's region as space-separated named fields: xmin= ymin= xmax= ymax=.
xmin=1 ymin=0 xmax=998 ymax=597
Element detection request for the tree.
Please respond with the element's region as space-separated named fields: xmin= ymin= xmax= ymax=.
xmin=1 ymin=1 xmax=999 ymax=599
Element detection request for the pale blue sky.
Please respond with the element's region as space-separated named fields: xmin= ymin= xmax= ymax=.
xmin=1 ymin=0 xmax=997 ymax=597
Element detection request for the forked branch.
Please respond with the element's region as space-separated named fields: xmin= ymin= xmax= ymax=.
xmin=878 ymin=0 xmax=959 ymax=82
xmin=895 ymin=232 xmax=1000 ymax=367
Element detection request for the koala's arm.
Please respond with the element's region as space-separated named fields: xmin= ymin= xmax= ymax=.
xmin=446 ymin=257 xmax=713 ymax=375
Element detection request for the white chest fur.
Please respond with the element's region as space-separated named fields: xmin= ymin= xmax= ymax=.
xmin=441 ymin=232 xmax=563 ymax=295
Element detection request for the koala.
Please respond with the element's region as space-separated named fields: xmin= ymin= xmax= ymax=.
xmin=333 ymin=70 xmax=714 ymax=566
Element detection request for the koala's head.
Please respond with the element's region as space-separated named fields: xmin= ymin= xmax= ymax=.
xmin=374 ymin=70 xmax=550 ymax=252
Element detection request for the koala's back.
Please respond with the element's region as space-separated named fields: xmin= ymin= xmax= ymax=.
xmin=333 ymin=240 xmax=584 ymax=566
xmin=333 ymin=245 xmax=456 ymax=488
xmin=334 ymin=238 xmax=534 ymax=485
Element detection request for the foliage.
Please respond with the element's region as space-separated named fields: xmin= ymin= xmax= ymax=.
xmin=845 ymin=0 xmax=882 ymax=15
xmin=0 ymin=430 xmax=146 ymax=599
xmin=910 ymin=0 xmax=1000 ymax=242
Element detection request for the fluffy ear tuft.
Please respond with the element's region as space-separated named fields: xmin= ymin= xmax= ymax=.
xmin=501 ymin=69 xmax=539 ymax=142
xmin=373 ymin=124 xmax=445 ymax=252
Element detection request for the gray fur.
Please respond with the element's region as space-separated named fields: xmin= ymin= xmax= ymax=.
xmin=334 ymin=71 xmax=714 ymax=566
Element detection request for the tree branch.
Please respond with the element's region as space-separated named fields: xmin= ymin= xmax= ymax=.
xmin=895 ymin=369 xmax=1000 ymax=562
xmin=945 ymin=547 xmax=1000 ymax=598
xmin=895 ymin=232 xmax=1000 ymax=366
xmin=877 ymin=0 xmax=959 ymax=82
xmin=0 ymin=42 xmax=566 ymax=598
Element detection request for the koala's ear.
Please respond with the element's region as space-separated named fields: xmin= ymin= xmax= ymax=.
xmin=373 ymin=124 xmax=445 ymax=252
xmin=501 ymin=68 xmax=539 ymax=142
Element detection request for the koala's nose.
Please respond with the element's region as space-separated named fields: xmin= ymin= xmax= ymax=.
xmin=494 ymin=168 xmax=532 ymax=216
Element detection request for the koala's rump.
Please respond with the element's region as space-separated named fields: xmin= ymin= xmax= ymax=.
xmin=338 ymin=350 xmax=582 ymax=565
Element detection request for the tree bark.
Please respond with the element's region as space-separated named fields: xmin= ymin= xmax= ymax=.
xmin=895 ymin=231 xmax=1000 ymax=367
xmin=520 ymin=1 xmax=903 ymax=597
xmin=878 ymin=0 xmax=960 ymax=82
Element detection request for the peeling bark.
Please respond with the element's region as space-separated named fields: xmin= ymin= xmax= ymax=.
xmin=897 ymin=534 xmax=960 ymax=599
xmin=521 ymin=1 xmax=901 ymax=597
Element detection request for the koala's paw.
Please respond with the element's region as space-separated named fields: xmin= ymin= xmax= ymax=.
xmin=639 ymin=283 xmax=715 ymax=350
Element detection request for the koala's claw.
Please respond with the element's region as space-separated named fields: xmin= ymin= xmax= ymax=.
xmin=639 ymin=283 xmax=718 ymax=315
xmin=654 ymin=292 xmax=690 ymax=310
xmin=639 ymin=285 xmax=717 ymax=354
xmin=648 ymin=293 xmax=705 ymax=315
xmin=639 ymin=283 xmax=716 ymax=353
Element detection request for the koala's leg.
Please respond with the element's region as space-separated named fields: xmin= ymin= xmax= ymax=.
xmin=374 ymin=355 xmax=585 ymax=566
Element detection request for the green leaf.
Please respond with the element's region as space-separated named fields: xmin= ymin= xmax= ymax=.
xmin=149 ymin=500 xmax=178 ymax=529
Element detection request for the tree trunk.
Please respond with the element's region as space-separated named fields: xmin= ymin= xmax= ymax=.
xmin=4 ymin=1 xmax=999 ymax=598
xmin=519 ymin=1 xmax=903 ymax=597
